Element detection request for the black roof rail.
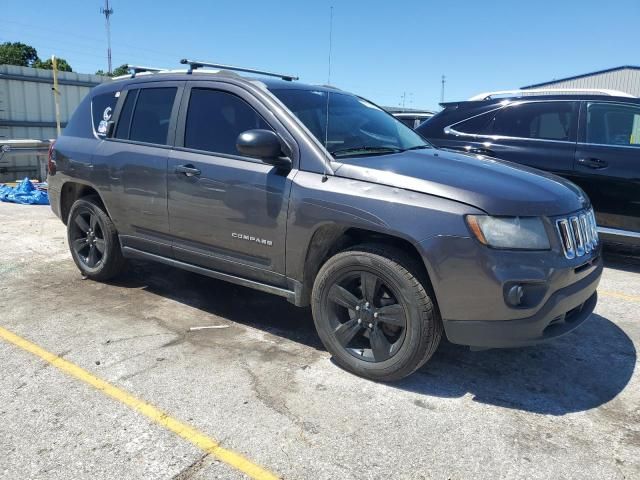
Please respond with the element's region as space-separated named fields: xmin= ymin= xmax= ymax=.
xmin=179 ymin=59 xmax=299 ymax=81
xmin=126 ymin=65 xmax=165 ymax=78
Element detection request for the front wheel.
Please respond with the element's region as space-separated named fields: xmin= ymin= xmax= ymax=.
xmin=311 ymin=245 xmax=442 ymax=381
xmin=67 ymin=196 xmax=125 ymax=281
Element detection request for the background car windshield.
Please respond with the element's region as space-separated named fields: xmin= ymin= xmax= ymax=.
xmin=271 ymin=89 xmax=428 ymax=156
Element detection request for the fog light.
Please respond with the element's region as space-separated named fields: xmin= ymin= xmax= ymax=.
xmin=507 ymin=285 xmax=524 ymax=306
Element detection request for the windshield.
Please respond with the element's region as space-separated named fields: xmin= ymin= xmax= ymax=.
xmin=270 ymin=88 xmax=431 ymax=158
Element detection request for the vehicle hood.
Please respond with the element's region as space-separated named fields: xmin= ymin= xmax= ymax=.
xmin=332 ymin=149 xmax=588 ymax=216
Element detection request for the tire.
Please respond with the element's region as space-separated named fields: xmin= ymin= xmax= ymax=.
xmin=67 ymin=196 xmax=126 ymax=281
xmin=311 ymin=244 xmax=442 ymax=381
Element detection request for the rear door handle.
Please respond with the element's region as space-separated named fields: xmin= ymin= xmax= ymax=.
xmin=175 ymin=164 xmax=201 ymax=177
xmin=577 ymin=158 xmax=608 ymax=169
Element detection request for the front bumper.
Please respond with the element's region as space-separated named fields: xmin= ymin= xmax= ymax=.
xmin=442 ymin=259 xmax=601 ymax=348
xmin=419 ymin=233 xmax=603 ymax=349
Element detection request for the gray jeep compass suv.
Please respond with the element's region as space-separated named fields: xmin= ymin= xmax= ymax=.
xmin=48 ymin=60 xmax=602 ymax=381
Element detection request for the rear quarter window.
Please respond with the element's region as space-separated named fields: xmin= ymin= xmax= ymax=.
xmin=91 ymin=91 xmax=120 ymax=137
xmin=450 ymin=111 xmax=494 ymax=135
xmin=63 ymin=93 xmax=94 ymax=138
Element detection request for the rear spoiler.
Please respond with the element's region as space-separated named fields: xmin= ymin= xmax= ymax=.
xmin=439 ymin=101 xmax=465 ymax=109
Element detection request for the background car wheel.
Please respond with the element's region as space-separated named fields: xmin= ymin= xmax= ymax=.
xmin=311 ymin=244 xmax=442 ymax=381
xmin=67 ymin=196 xmax=125 ymax=281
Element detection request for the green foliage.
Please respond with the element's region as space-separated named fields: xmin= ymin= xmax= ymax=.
xmin=34 ymin=58 xmax=73 ymax=72
xmin=0 ymin=41 xmax=73 ymax=72
xmin=95 ymin=64 xmax=130 ymax=77
xmin=0 ymin=42 xmax=39 ymax=67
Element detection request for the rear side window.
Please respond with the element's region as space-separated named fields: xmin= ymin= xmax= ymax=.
xmin=489 ymin=102 xmax=577 ymax=141
xmin=586 ymin=102 xmax=640 ymax=147
xmin=114 ymin=89 xmax=137 ymax=139
xmin=184 ymin=89 xmax=272 ymax=156
xmin=115 ymin=87 xmax=177 ymax=145
xmin=92 ymin=91 xmax=119 ymax=137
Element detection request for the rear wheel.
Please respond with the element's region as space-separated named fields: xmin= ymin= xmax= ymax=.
xmin=67 ymin=196 xmax=125 ymax=281
xmin=311 ymin=244 xmax=442 ymax=381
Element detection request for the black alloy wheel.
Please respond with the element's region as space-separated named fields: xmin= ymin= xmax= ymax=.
xmin=312 ymin=245 xmax=442 ymax=381
xmin=66 ymin=196 xmax=126 ymax=281
xmin=327 ymin=270 xmax=407 ymax=362
xmin=70 ymin=208 xmax=106 ymax=269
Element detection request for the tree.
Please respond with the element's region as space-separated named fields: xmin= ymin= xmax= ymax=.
xmin=0 ymin=42 xmax=39 ymax=67
xmin=34 ymin=58 xmax=73 ymax=72
xmin=0 ymin=41 xmax=73 ymax=72
xmin=95 ymin=64 xmax=129 ymax=77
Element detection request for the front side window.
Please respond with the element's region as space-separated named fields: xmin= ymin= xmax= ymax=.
xmin=114 ymin=87 xmax=177 ymax=145
xmin=91 ymin=91 xmax=119 ymax=137
xmin=184 ymin=89 xmax=272 ymax=156
xmin=586 ymin=102 xmax=640 ymax=147
xmin=271 ymin=89 xmax=430 ymax=158
xmin=489 ymin=101 xmax=577 ymax=141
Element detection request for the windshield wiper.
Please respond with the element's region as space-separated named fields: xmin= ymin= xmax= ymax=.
xmin=331 ymin=146 xmax=403 ymax=157
xmin=401 ymin=144 xmax=431 ymax=151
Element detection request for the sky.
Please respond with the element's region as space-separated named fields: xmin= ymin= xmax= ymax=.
xmin=2 ymin=0 xmax=638 ymax=110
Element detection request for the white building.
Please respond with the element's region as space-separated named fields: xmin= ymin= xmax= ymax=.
xmin=522 ymin=66 xmax=640 ymax=97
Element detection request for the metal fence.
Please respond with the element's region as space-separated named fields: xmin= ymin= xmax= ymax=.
xmin=0 ymin=139 xmax=51 ymax=183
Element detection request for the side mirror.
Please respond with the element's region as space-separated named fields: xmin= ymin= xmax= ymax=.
xmin=236 ymin=129 xmax=291 ymax=168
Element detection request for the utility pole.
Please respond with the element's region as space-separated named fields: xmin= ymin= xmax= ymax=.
xmin=441 ymin=75 xmax=446 ymax=103
xmin=400 ymin=92 xmax=413 ymax=109
xmin=101 ymin=0 xmax=114 ymax=74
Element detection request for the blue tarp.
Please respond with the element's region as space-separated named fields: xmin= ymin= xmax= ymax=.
xmin=0 ymin=177 xmax=49 ymax=205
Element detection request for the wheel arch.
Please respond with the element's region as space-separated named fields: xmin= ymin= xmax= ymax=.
xmin=295 ymin=223 xmax=434 ymax=307
xmin=59 ymin=181 xmax=109 ymax=225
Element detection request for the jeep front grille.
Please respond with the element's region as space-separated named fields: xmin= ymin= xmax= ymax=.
xmin=556 ymin=209 xmax=598 ymax=259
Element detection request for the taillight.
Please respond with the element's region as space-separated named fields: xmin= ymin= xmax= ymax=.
xmin=48 ymin=140 xmax=57 ymax=176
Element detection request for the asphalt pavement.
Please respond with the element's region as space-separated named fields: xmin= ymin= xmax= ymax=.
xmin=0 ymin=203 xmax=638 ymax=479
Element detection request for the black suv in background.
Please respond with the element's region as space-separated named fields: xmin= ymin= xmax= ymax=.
xmin=418 ymin=89 xmax=640 ymax=248
xmin=48 ymin=63 xmax=602 ymax=381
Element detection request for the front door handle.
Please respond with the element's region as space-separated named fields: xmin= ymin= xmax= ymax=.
xmin=577 ymin=157 xmax=608 ymax=169
xmin=175 ymin=164 xmax=201 ymax=177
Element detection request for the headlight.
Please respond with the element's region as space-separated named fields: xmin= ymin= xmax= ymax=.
xmin=466 ymin=215 xmax=550 ymax=250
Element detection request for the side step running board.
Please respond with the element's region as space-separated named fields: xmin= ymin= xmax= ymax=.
xmin=122 ymin=247 xmax=297 ymax=302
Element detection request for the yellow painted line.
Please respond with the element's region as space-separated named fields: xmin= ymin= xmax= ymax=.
xmin=0 ymin=325 xmax=279 ymax=480
xmin=600 ymin=290 xmax=640 ymax=303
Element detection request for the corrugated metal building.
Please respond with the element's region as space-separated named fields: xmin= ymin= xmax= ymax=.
xmin=0 ymin=65 xmax=107 ymax=140
xmin=522 ymin=66 xmax=640 ymax=96
xmin=0 ymin=65 xmax=107 ymax=182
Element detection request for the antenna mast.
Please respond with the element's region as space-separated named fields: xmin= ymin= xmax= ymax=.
xmin=441 ymin=74 xmax=446 ymax=103
xmin=101 ymin=0 xmax=114 ymax=74
xmin=322 ymin=5 xmax=334 ymax=182
xmin=327 ymin=6 xmax=334 ymax=85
